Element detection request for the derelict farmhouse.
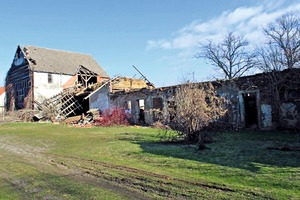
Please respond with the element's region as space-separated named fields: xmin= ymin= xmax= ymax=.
xmin=1 ymin=45 xmax=300 ymax=130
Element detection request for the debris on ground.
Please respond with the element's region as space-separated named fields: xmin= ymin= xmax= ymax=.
xmin=61 ymin=109 xmax=100 ymax=128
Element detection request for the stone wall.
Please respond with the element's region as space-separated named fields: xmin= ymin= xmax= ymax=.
xmin=109 ymin=69 xmax=300 ymax=130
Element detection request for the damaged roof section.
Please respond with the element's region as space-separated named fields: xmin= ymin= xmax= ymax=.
xmin=35 ymin=87 xmax=83 ymax=120
xmin=35 ymin=68 xmax=152 ymax=121
xmin=111 ymin=77 xmax=155 ymax=92
xmin=35 ymin=65 xmax=104 ymax=121
xmin=23 ymin=45 xmax=109 ymax=77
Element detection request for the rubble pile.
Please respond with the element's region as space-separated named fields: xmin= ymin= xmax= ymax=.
xmin=64 ymin=109 xmax=101 ymax=128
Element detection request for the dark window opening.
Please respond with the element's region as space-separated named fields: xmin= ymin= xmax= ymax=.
xmin=152 ymin=97 xmax=163 ymax=110
xmin=48 ymin=73 xmax=53 ymax=84
xmin=152 ymin=97 xmax=163 ymax=121
xmin=243 ymin=92 xmax=258 ymax=128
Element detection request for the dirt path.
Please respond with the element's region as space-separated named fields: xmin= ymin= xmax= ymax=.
xmin=0 ymin=136 xmax=267 ymax=199
xmin=0 ymin=136 xmax=153 ymax=199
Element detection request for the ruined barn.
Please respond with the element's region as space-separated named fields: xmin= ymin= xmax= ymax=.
xmin=5 ymin=45 xmax=110 ymax=118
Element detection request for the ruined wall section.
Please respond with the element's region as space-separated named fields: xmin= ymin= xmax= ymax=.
xmin=109 ymin=86 xmax=176 ymax=125
xmin=108 ymin=69 xmax=300 ymax=130
xmin=229 ymin=74 xmax=273 ymax=129
xmin=275 ymin=69 xmax=300 ymax=129
xmin=109 ymin=89 xmax=150 ymax=124
xmin=89 ymin=84 xmax=111 ymax=111
xmin=219 ymin=69 xmax=300 ymax=129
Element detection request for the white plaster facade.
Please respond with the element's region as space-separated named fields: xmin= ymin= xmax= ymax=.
xmin=88 ymin=84 xmax=111 ymax=111
xmin=33 ymin=72 xmax=72 ymax=102
xmin=0 ymin=91 xmax=5 ymax=114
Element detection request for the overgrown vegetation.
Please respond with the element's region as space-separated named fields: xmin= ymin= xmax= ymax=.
xmin=0 ymin=123 xmax=299 ymax=199
xmin=168 ymin=82 xmax=227 ymax=148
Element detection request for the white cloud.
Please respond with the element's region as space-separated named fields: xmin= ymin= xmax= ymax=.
xmin=146 ymin=0 xmax=300 ymax=51
xmin=224 ymin=6 xmax=263 ymax=25
xmin=146 ymin=39 xmax=172 ymax=50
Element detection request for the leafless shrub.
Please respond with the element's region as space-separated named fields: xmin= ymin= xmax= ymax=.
xmin=169 ymin=82 xmax=227 ymax=148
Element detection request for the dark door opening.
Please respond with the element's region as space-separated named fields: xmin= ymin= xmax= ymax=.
xmin=243 ymin=92 xmax=258 ymax=128
xmin=137 ymin=99 xmax=145 ymax=124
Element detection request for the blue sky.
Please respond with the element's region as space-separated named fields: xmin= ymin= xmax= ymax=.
xmin=0 ymin=0 xmax=299 ymax=87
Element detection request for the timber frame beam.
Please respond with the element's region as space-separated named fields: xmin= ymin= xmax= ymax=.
xmin=76 ymin=65 xmax=98 ymax=88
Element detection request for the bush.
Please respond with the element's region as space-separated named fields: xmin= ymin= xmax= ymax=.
xmin=94 ymin=107 xmax=129 ymax=127
xmin=170 ymin=82 xmax=227 ymax=148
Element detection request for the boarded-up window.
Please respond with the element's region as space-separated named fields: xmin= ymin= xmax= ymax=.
xmin=152 ymin=97 xmax=163 ymax=110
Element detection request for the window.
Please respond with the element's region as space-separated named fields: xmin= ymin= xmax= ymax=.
xmin=138 ymin=99 xmax=144 ymax=109
xmin=48 ymin=73 xmax=53 ymax=84
xmin=125 ymin=101 xmax=131 ymax=110
xmin=152 ymin=97 xmax=163 ymax=110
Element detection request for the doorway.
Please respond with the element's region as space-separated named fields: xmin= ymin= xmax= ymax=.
xmin=242 ymin=92 xmax=258 ymax=128
xmin=137 ymin=99 xmax=145 ymax=124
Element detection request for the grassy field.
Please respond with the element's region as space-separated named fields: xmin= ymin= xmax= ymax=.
xmin=0 ymin=123 xmax=299 ymax=199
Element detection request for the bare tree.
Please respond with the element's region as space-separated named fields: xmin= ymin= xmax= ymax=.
xmin=263 ymin=13 xmax=300 ymax=69
xmin=170 ymin=82 xmax=227 ymax=148
xmin=198 ymin=32 xmax=257 ymax=80
xmin=257 ymin=13 xmax=300 ymax=127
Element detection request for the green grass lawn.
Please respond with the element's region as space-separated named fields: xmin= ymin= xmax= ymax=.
xmin=0 ymin=123 xmax=299 ymax=199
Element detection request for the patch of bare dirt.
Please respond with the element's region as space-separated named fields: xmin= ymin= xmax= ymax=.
xmin=0 ymin=135 xmax=48 ymax=161
xmin=46 ymin=153 xmax=267 ymax=199
xmin=0 ymin=136 xmax=155 ymax=199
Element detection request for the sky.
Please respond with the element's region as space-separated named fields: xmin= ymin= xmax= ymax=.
xmin=0 ymin=0 xmax=300 ymax=87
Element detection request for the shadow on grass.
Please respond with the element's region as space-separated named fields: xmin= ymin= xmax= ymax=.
xmin=120 ymin=131 xmax=300 ymax=172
